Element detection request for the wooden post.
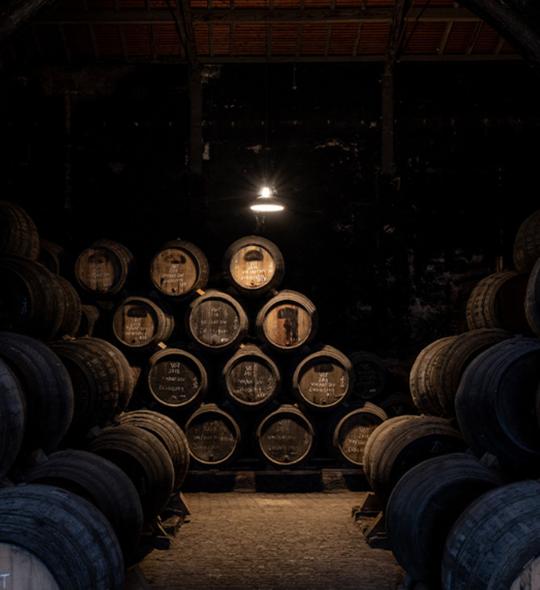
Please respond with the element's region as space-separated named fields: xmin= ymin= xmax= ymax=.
xmin=189 ymin=66 xmax=203 ymax=176
xmin=64 ymin=92 xmax=73 ymax=211
xmin=380 ymin=61 xmax=395 ymax=177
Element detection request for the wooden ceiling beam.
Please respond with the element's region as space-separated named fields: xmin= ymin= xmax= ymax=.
xmin=0 ymin=0 xmax=55 ymax=39
xmin=36 ymin=6 xmax=482 ymax=25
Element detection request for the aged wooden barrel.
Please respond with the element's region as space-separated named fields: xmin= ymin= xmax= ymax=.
xmin=513 ymin=209 xmax=540 ymax=272
xmin=349 ymin=351 xmax=387 ymax=400
xmin=0 ymin=201 xmax=39 ymax=260
xmin=525 ymin=257 xmax=540 ymax=336
xmin=222 ymin=344 xmax=280 ymax=408
xmin=77 ymin=304 xmax=100 ymax=337
xmin=387 ymin=453 xmax=501 ymax=583
xmin=186 ymin=290 xmax=249 ymax=352
xmin=185 ymin=404 xmax=241 ymax=466
xmin=0 ymin=544 xmax=59 ymax=589
xmin=292 ymin=345 xmax=353 ymax=410
xmin=88 ymin=424 xmax=174 ymax=521
xmin=442 ymin=481 xmax=540 ymax=590
xmin=147 ymin=348 xmax=208 ymax=409
xmin=256 ymin=290 xmax=317 ymax=352
xmin=0 ymin=484 xmax=124 ymax=590
xmin=75 ymin=239 xmax=134 ymax=296
xmin=0 ymin=358 xmax=25 ymax=478
xmin=256 ymin=405 xmax=314 ymax=467
xmin=432 ymin=328 xmax=510 ymax=417
xmin=21 ymin=449 xmax=143 ymax=564
xmin=56 ymin=276 xmax=82 ymax=337
xmin=332 ymin=403 xmax=387 ymax=467
xmin=223 ymin=235 xmax=285 ymax=296
xmin=113 ymin=296 xmax=174 ymax=350
xmin=0 ymin=257 xmax=65 ymax=340
xmin=50 ymin=339 xmax=124 ymax=436
xmin=119 ymin=410 xmax=190 ymax=490
xmin=0 ymin=332 xmax=73 ymax=454
xmin=39 ymin=240 xmax=64 ymax=275
xmin=466 ymin=271 xmax=529 ymax=332
xmin=150 ymin=240 xmax=209 ymax=298
xmin=362 ymin=415 xmax=465 ymax=503
xmin=409 ymin=336 xmax=457 ymax=416
xmin=455 ymin=336 xmax=540 ymax=472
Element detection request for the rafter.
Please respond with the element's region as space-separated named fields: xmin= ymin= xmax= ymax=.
xmin=0 ymin=0 xmax=54 ymax=39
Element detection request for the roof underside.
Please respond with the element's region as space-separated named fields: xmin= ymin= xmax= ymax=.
xmin=5 ymin=0 xmax=519 ymax=65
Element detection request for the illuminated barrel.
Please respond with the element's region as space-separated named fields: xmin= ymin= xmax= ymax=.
xmin=150 ymin=240 xmax=209 ymax=298
xmin=223 ymin=235 xmax=284 ymax=296
xmin=256 ymin=290 xmax=317 ymax=353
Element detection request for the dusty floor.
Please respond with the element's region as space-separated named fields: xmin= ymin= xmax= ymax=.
xmin=140 ymin=492 xmax=403 ymax=590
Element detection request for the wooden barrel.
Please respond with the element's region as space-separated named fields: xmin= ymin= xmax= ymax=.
xmin=87 ymin=424 xmax=174 ymax=521
xmin=432 ymin=328 xmax=510 ymax=417
xmin=119 ymin=410 xmax=190 ymax=490
xmin=332 ymin=403 xmax=387 ymax=467
xmin=0 ymin=359 xmax=25 ymax=478
xmin=50 ymin=339 xmax=123 ymax=436
xmin=150 ymin=240 xmax=209 ymax=298
xmin=56 ymin=276 xmax=82 ymax=337
xmin=77 ymin=304 xmax=100 ymax=337
xmin=147 ymin=348 xmax=208 ymax=409
xmin=0 ymin=484 xmax=124 ymax=589
xmin=292 ymin=345 xmax=353 ymax=410
xmin=256 ymin=290 xmax=317 ymax=352
xmin=525 ymin=257 xmax=540 ymax=336
xmin=112 ymin=296 xmax=174 ymax=350
xmin=455 ymin=336 xmax=540 ymax=472
xmin=0 ymin=201 xmax=39 ymax=260
xmin=387 ymin=453 xmax=501 ymax=583
xmin=21 ymin=449 xmax=143 ymax=564
xmin=222 ymin=344 xmax=280 ymax=408
xmin=466 ymin=271 xmax=529 ymax=332
xmin=362 ymin=415 xmax=465 ymax=503
xmin=39 ymin=240 xmax=64 ymax=275
xmin=75 ymin=239 xmax=134 ymax=296
xmin=442 ymin=481 xmax=540 ymax=590
xmin=256 ymin=405 xmax=314 ymax=467
xmin=0 ymin=544 xmax=59 ymax=589
xmin=223 ymin=235 xmax=285 ymax=296
xmin=186 ymin=290 xmax=249 ymax=352
xmin=185 ymin=404 xmax=241 ymax=466
xmin=349 ymin=351 xmax=387 ymax=400
xmin=0 ymin=257 xmax=65 ymax=340
xmin=0 ymin=332 xmax=73 ymax=454
xmin=513 ymin=209 xmax=540 ymax=272
xmin=409 ymin=336 xmax=457 ymax=416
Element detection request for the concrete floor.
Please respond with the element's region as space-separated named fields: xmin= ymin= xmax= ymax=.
xmin=140 ymin=492 xmax=404 ymax=590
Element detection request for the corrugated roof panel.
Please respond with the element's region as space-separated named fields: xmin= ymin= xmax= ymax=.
xmin=85 ymin=0 xmax=116 ymax=9
xmin=64 ymin=24 xmax=95 ymax=59
xmin=328 ymin=22 xmax=358 ymax=55
xmin=118 ymin=0 xmax=146 ymax=8
xmin=93 ymin=24 xmax=125 ymax=57
xmin=472 ymin=24 xmax=499 ymax=54
xmin=300 ymin=23 xmax=329 ymax=55
xmin=303 ymin=0 xmax=332 ymax=8
xmin=235 ymin=0 xmax=269 ymax=7
xmin=444 ymin=21 xmax=478 ymax=54
xmin=273 ymin=0 xmax=302 ymax=8
xmin=270 ymin=23 xmax=299 ymax=55
xmin=194 ymin=22 xmax=210 ymax=54
xmin=404 ymin=21 xmax=447 ymax=54
xmin=355 ymin=21 xmax=389 ymax=54
xmin=123 ymin=24 xmax=152 ymax=55
xmin=153 ymin=23 xmax=183 ymax=55
xmin=500 ymin=40 xmax=517 ymax=54
xmin=232 ymin=23 xmax=266 ymax=54
xmin=208 ymin=24 xmax=231 ymax=54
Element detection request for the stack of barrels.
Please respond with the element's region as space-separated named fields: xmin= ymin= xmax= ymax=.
xmin=361 ymin=208 xmax=540 ymax=589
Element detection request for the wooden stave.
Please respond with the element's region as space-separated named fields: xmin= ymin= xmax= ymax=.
xmin=513 ymin=209 xmax=540 ymax=273
xmin=39 ymin=240 xmax=64 ymax=275
xmin=150 ymin=239 xmax=209 ymax=298
xmin=185 ymin=404 xmax=241 ymax=466
xmin=223 ymin=235 xmax=285 ymax=296
xmin=0 ymin=359 xmax=26 ymax=478
xmin=147 ymin=347 xmax=208 ymax=409
xmin=56 ymin=276 xmax=82 ymax=337
xmin=0 ymin=201 xmax=40 ymax=260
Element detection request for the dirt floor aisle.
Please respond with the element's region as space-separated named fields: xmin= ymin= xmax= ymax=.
xmin=140 ymin=492 xmax=403 ymax=590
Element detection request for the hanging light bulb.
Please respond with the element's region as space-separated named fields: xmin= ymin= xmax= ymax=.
xmin=251 ymin=186 xmax=285 ymax=213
